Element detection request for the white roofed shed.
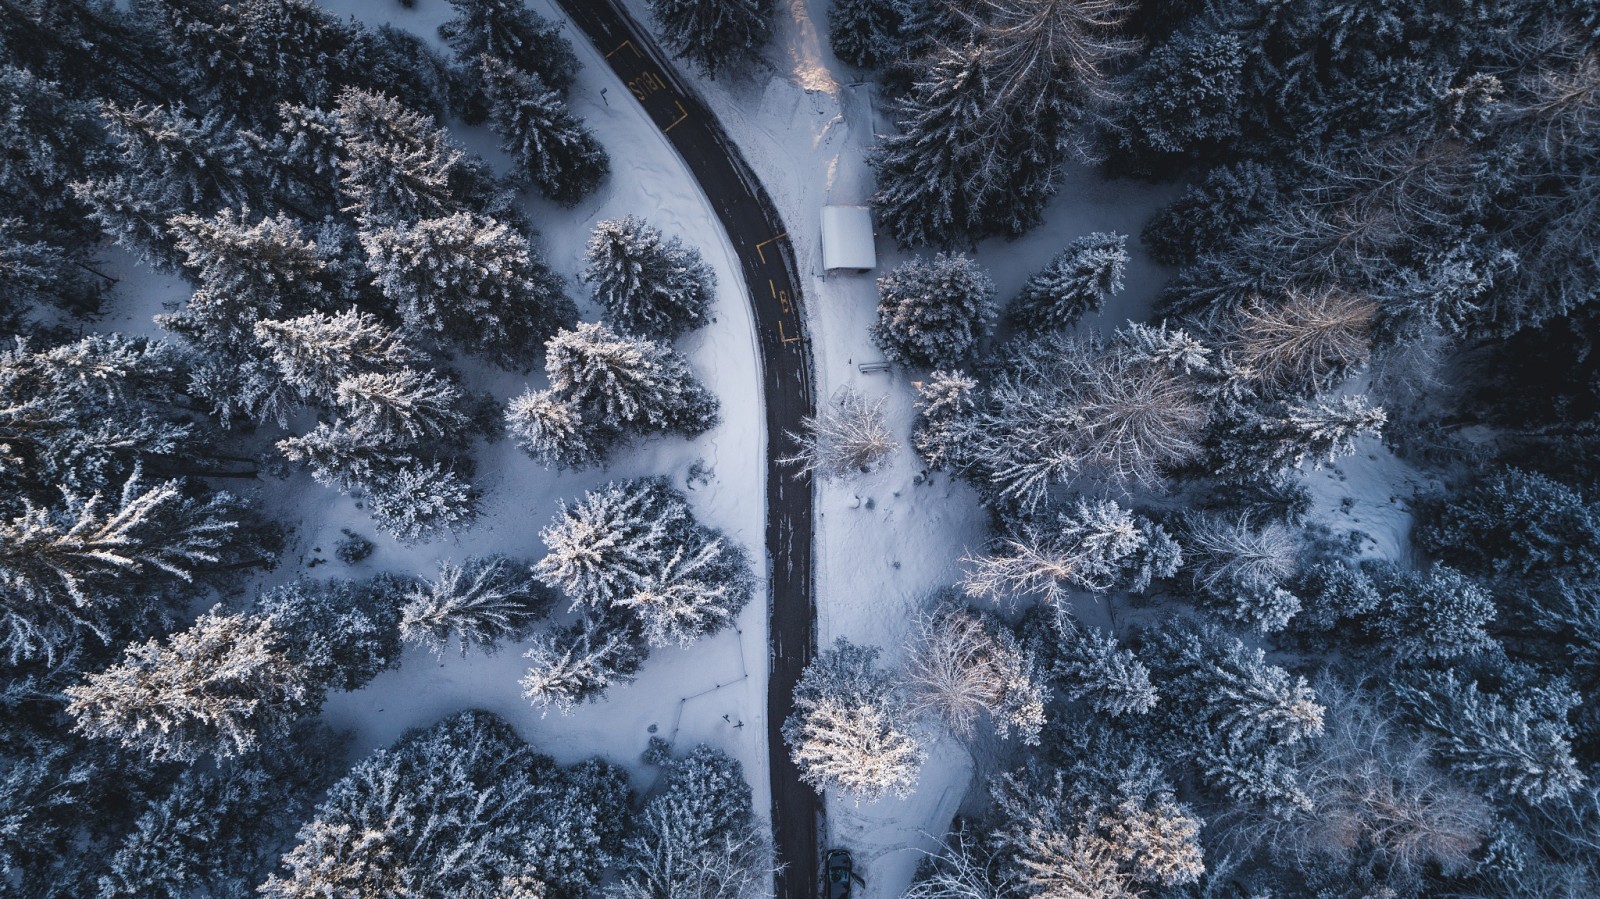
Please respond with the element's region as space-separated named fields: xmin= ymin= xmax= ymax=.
xmin=821 ymin=205 xmax=877 ymax=273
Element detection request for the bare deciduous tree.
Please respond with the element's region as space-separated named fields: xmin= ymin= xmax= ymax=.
xmin=1226 ymin=288 xmax=1378 ymax=394
xmin=904 ymin=604 xmax=1045 ymax=743
xmin=781 ymin=387 xmax=898 ymax=479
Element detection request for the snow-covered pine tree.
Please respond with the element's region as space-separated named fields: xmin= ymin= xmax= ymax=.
xmin=65 ymin=609 xmax=315 ymax=762
xmin=961 ymin=498 xmax=1179 ymax=606
xmin=333 ymin=368 xmax=469 ymax=444
xmin=582 ymin=216 xmax=714 ymax=340
xmin=648 ymin=0 xmax=775 ymax=77
xmin=903 ymin=603 xmax=1045 ymax=743
xmin=1010 ymin=232 xmax=1127 ymax=333
xmin=910 ymin=369 xmax=979 ymax=473
xmin=1369 ymin=563 xmax=1498 ymax=663
xmin=438 ymin=0 xmax=580 ymax=93
xmin=871 ymin=44 xmax=1058 ymax=248
xmin=275 ymin=421 xmax=412 ymax=494
xmin=520 ymin=610 xmax=648 ymax=714
xmin=255 ymin=575 xmax=408 ymax=693
xmin=1118 ymin=29 xmax=1245 ymax=159
xmin=871 ymin=252 xmax=995 ymax=368
xmin=364 ymin=461 xmax=479 ymax=542
xmin=540 ymin=321 xmax=718 ymax=437
xmin=0 ymin=65 xmax=105 ymax=243
xmin=1148 ymin=619 xmax=1325 ymax=750
xmin=781 ymin=386 xmax=898 ymax=479
xmin=1038 ymin=610 xmax=1158 ymax=717
xmin=535 ymin=478 xmax=689 ymax=606
xmin=1416 ymin=467 xmax=1600 ymax=584
xmin=1179 ymin=512 xmax=1302 ymax=632
xmin=361 ymin=211 xmax=574 ymax=367
xmin=72 ymin=103 xmax=261 ymax=267
xmin=332 ymin=88 xmax=467 ymax=224
xmin=0 ymin=218 xmax=99 ymax=316
xmin=0 ymin=470 xmax=239 ymax=663
xmin=828 ymin=0 xmax=905 ymax=69
xmin=782 ymin=638 xmax=925 ymax=801
xmin=254 ymin=307 xmax=419 ymax=406
xmin=504 ymin=388 xmax=612 ymax=470
xmin=1395 ymin=670 xmax=1584 ymax=803
xmin=478 ymin=55 xmax=607 ymax=206
xmin=1211 ymin=395 xmax=1386 ymax=486
xmin=611 ymin=745 xmax=773 ymax=899
xmin=400 ymin=556 xmax=553 ymax=656
xmin=614 ymin=530 xmax=752 ymax=649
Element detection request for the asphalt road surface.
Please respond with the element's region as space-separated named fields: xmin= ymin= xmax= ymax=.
xmin=550 ymin=3 xmax=821 ymax=897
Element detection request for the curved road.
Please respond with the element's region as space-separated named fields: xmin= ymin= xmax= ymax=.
xmin=550 ymin=3 xmax=821 ymax=897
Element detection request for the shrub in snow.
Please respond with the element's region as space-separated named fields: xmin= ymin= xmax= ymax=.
xmin=261 ymin=710 xmax=629 ymax=899
xmin=781 ymin=387 xmax=898 ymax=479
xmin=871 ymin=253 xmax=996 ymax=368
xmin=334 ymin=529 xmax=375 ymax=564
xmin=521 ymin=610 xmax=648 ymax=715
xmin=582 ymin=216 xmax=714 ymax=340
xmin=1010 ymin=232 xmax=1127 ymax=333
xmin=66 ymin=609 xmax=315 ymax=762
xmin=478 ymin=55 xmax=607 ymax=206
xmin=903 ymin=603 xmax=1045 ymax=743
xmin=400 ymin=555 xmax=553 ymax=656
xmin=783 ymin=638 xmax=924 ymax=802
xmin=648 ymin=0 xmax=775 ymax=78
xmin=535 ymin=478 xmax=751 ymax=648
xmin=610 ymin=746 xmax=774 ymax=899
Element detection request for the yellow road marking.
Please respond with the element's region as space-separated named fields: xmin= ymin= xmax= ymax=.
xmin=778 ymin=321 xmax=802 ymax=344
xmin=606 ymin=40 xmax=641 ymax=59
xmin=754 ymin=233 xmax=788 ymax=264
xmin=661 ymin=100 xmax=689 ymax=132
xmin=768 ymin=279 xmax=777 ymax=298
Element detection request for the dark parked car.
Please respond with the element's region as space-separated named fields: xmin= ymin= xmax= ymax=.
xmin=824 ymin=848 xmax=861 ymax=899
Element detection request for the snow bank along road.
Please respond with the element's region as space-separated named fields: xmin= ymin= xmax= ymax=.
xmin=551 ymin=2 xmax=821 ymax=896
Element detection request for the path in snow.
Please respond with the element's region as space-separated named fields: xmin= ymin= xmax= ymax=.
xmin=551 ymin=3 xmax=822 ymax=897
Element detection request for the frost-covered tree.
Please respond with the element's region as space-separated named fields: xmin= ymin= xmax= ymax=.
xmin=504 ymin=389 xmax=609 ymax=470
xmin=1036 ymin=610 xmax=1158 ymax=717
xmin=1141 ymin=160 xmax=1286 ymax=266
xmin=1010 ymin=232 xmax=1127 ymax=333
xmin=872 ymin=253 xmax=995 ymax=368
xmin=1149 ymin=619 xmax=1325 ymax=751
xmin=610 ymin=746 xmax=774 ymax=899
xmin=521 ymin=610 xmax=648 ymax=714
xmin=0 ymin=64 xmax=105 ymax=239
xmin=255 ymin=575 xmax=408 ymax=693
xmin=262 ymin=710 xmax=629 ymax=899
xmin=961 ymin=499 xmax=1179 ymax=605
xmin=911 ymin=369 xmax=979 ymax=473
xmin=973 ymin=325 xmax=1216 ymax=504
xmin=512 ymin=322 xmax=717 ymax=463
xmin=1118 ymin=29 xmax=1244 ymax=158
xmin=1396 ymin=670 xmax=1584 ymax=803
xmin=535 ymin=479 xmax=750 ymax=647
xmin=254 ymin=307 xmax=419 ymax=405
xmin=582 ymin=216 xmax=714 ymax=340
xmin=333 ymin=88 xmax=468 ymax=224
xmin=871 ymin=44 xmax=1058 ymax=248
xmin=361 ymin=211 xmax=574 ymax=367
xmin=479 ymin=55 xmax=607 ymax=206
xmin=1370 ymin=564 xmax=1498 ymax=663
xmin=1180 ymin=512 xmax=1302 ymax=632
xmin=66 ymin=609 xmax=315 ymax=762
xmin=438 ymin=0 xmax=579 ymax=93
xmin=1220 ymin=289 xmax=1378 ymax=396
xmin=903 ymin=603 xmax=1044 ymax=743
xmin=1211 ymin=395 xmax=1387 ymax=486
xmin=0 ymin=471 xmax=239 ymax=663
xmin=648 ymin=0 xmax=775 ymax=77
xmin=781 ymin=387 xmax=898 ymax=479
xmin=902 ymin=825 xmax=1013 ymax=899
xmin=365 ymin=461 xmax=479 ymax=542
xmin=783 ymin=638 xmax=924 ymax=801
xmin=401 ymin=556 xmax=552 ymax=656
xmin=828 ymin=0 xmax=904 ymax=69
xmin=276 ymin=422 xmax=410 ymax=493
xmin=333 ymin=368 xmax=469 ymax=444
xmin=1416 ymin=468 xmax=1600 ymax=584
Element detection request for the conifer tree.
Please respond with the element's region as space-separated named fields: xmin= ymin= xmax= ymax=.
xmin=0 ymin=65 xmax=105 ymax=242
xmin=438 ymin=0 xmax=579 ymax=93
xmin=962 ymin=499 xmax=1180 ymax=605
xmin=910 ymin=369 xmax=980 ymax=473
xmin=66 ymin=609 xmax=315 ymax=762
xmin=1010 ymin=232 xmax=1128 ymax=332
xmin=362 ymin=211 xmax=574 ymax=367
xmin=1211 ymin=395 xmax=1387 ymax=485
xmin=333 ymin=368 xmax=469 ymax=444
xmin=828 ymin=0 xmax=905 ymax=69
xmin=531 ymin=321 xmax=718 ymax=444
xmin=1149 ymin=619 xmax=1325 ymax=750
xmin=1370 ymin=564 xmax=1498 ymax=663
xmin=333 ymin=88 xmax=467 ymax=224
xmin=365 ymin=462 xmax=479 ymax=542
xmin=582 ymin=216 xmax=714 ymax=340
xmin=649 ymin=0 xmax=775 ymax=77
xmin=1040 ymin=610 xmax=1158 ymax=717
xmin=521 ymin=610 xmax=648 ymax=714
xmin=478 ymin=55 xmax=607 ymax=207
xmin=871 ymin=252 xmax=996 ymax=368
xmin=255 ymin=575 xmax=408 ymax=693
xmin=400 ymin=556 xmax=553 ymax=656
xmin=504 ymin=389 xmax=610 ymax=470
xmin=254 ymin=307 xmax=419 ymax=405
